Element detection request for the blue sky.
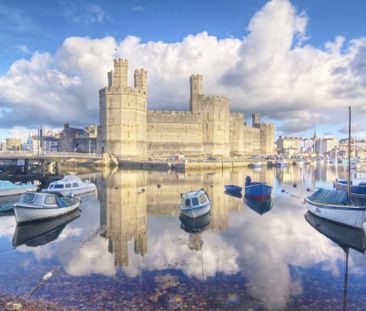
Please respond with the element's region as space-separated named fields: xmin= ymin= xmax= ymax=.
xmin=1 ymin=0 xmax=366 ymax=73
xmin=1 ymin=0 xmax=366 ymax=140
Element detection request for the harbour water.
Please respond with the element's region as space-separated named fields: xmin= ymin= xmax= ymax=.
xmin=0 ymin=164 xmax=366 ymax=310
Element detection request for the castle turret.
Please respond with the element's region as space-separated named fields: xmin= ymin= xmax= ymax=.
xmin=190 ymin=74 xmax=203 ymax=112
xmin=134 ymin=69 xmax=148 ymax=95
xmin=252 ymin=112 xmax=261 ymax=128
xmin=98 ymin=58 xmax=147 ymax=157
xmin=108 ymin=59 xmax=128 ymax=89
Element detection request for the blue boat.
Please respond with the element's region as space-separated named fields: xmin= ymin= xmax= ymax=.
xmin=334 ymin=171 xmax=366 ymax=199
xmin=244 ymin=196 xmax=273 ymax=215
xmin=224 ymin=185 xmax=242 ymax=194
xmin=244 ymin=176 xmax=272 ymax=200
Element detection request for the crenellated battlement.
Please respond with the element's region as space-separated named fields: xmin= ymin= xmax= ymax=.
xmin=135 ymin=69 xmax=147 ymax=75
xmin=105 ymin=86 xmax=147 ymax=97
xmin=114 ymin=58 xmax=128 ymax=65
xmin=260 ymin=122 xmax=275 ymax=129
xmin=204 ymin=96 xmax=230 ymax=105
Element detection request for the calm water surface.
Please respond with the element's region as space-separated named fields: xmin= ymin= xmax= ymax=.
xmin=0 ymin=165 xmax=365 ymax=310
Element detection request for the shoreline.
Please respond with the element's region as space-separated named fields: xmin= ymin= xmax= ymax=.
xmin=0 ymin=291 xmax=69 ymax=311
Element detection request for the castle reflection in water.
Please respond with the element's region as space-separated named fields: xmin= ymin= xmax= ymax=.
xmin=95 ymin=163 xmax=349 ymax=268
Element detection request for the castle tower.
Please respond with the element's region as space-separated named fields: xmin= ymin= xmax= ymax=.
xmin=252 ymin=112 xmax=261 ymax=128
xmin=105 ymin=170 xmax=148 ymax=267
xmin=134 ymin=69 xmax=148 ymax=94
xmin=189 ymin=74 xmax=204 ymax=112
xmin=98 ymin=59 xmax=147 ymax=157
xmin=108 ymin=59 xmax=128 ymax=89
xmin=260 ymin=123 xmax=275 ymax=155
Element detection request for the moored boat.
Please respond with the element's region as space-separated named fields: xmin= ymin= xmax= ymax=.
xmin=45 ymin=175 xmax=96 ymax=197
xmin=13 ymin=210 xmax=80 ymax=247
xmin=13 ymin=192 xmax=80 ymax=224
xmin=180 ymin=189 xmax=211 ymax=218
xmin=275 ymin=159 xmax=288 ymax=167
xmin=334 ymin=171 xmax=366 ymax=199
xmin=305 ymin=107 xmax=366 ymax=229
xmin=179 ymin=211 xmax=211 ymax=234
xmin=0 ymin=180 xmax=37 ymax=197
xmin=249 ymin=161 xmax=263 ymax=168
xmin=305 ymin=187 xmax=366 ymax=229
xmin=224 ymin=184 xmax=242 ymax=194
xmin=245 ymin=176 xmax=272 ymax=200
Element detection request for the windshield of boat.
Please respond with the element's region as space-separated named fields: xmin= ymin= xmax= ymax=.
xmin=45 ymin=195 xmax=56 ymax=204
xmin=199 ymin=194 xmax=207 ymax=204
xmin=22 ymin=193 xmax=36 ymax=203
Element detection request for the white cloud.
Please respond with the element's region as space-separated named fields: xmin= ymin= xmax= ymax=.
xmin=1 ymin=0 xmax=366 ymax=134
xmin=132 ymin=6 xmax=144 ymax=12
xmin=61 ymin=2 xmax=108 ymax=25
xmin=16 ymin=45 xmax=31 ymax=54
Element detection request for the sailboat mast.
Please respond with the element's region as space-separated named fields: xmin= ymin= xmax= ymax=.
xmin=348 ymin=106 xmax=351 ymax=196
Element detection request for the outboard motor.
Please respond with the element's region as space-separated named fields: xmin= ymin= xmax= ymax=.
xmin=245 ymin=176 xmax=252 ymax=186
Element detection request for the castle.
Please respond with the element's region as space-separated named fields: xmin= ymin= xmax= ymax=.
xmin=97 ymin=59 xmax=275 ymax=157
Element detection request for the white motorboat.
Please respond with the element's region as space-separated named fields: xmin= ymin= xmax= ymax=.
xmin=13 ymin=210 xmax=80 ymax=247
xmin=13 ymin=192 xmax=80 ymax=224
xmin=45 ymin=175 xmax=96 ymax=197
xmin=249 ymin=161 xmax=263 ymax=168
xmin=180 ymin=189 xmax=211 ymax=218
xmin=0 ymin=180 xmax=37 ymax=197
xmin=275 ymin=159 xmax=288 ymax=167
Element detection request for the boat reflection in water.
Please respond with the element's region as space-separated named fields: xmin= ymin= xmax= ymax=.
xmin=179 ymin=211 xmax=211 ymax=234
xmin=305 ymin=212 xmax=366 ymax=311
xmin=179 ymin=211 xmax=211 ymax=279
xmin=224 ymin=190 xmax=243 ymax=199
xmin=12 ymin=210 xmax=80 ymax=247
xmin=244 ymin=196 xmax=273 ymax=215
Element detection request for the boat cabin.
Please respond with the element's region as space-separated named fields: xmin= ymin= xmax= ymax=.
xmin=181 ymin=190 xmax=210 ymax=209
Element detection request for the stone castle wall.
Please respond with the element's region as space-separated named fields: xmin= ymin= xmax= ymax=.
xmin=98 ymin=59 xmax=275 ymax=158
xmin=147 ymin=111 xmax=204 ymax=156
xmin=230 ymin=113 xmax=245 ymax=155
xmin=243 ymin=126 xmax=261 ymax=154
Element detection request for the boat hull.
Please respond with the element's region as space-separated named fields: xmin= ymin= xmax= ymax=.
xmin=180 ymin=202 xmax=211 ymax=218
xmin=305 ymin=198 xmax=366 ymax=229
xmin=13 ymin=202 xmax=80 ymax=224
xmin=48 ymin=184 xmax=97 ymax=198
xmin=13 ymin=210 xmax=80 ymax=247
xmin=244 ymin=196 xmax=273 ymax=215
xmin=0 ymin=185 xmax=37 ymax=197
xmin=245 ymin=183 xmax=272 ymax=200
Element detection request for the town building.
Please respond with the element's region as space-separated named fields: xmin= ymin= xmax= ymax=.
xmin=276 ymin=136 xmax=302 ymax=156
xmin=26 ymin=135 xmax=58 ymax=152
xmin=59 ymin=124 xmax=96 ymax=153
xmin=314 ymin=137 xmax=338 ymax=155
xmin=5 ymin=138 xmax=22 ymax=150
xmin=97 ymin=59 xmax=275 ymax=158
